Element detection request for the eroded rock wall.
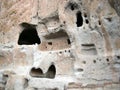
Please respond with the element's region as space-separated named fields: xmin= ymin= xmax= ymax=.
xmin=0 ymin=0 xmax=120 ymax=90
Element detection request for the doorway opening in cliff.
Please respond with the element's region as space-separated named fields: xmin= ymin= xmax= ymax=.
xmin=30 ymin=64 xmax=56 ymax=79
xmin=18 ymin=22 xmax=41 ymax=45
xmin=46 ymin=64 xmax=56 ymax=79
xmin=30 ymin=67 xmax=43 ymax=78
xmin=40 ymin=30 xmax=71 ymax=51
xmin=67 ymin=39 xmax=71 ymax=44
xmin=76 ymin=11 xmax=83 ymax=27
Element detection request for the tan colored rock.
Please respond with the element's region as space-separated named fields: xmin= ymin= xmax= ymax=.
xmin=0 ymin=0 xmax=120 ymax=90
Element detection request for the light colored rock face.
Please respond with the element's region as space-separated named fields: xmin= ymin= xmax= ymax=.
xmin=0 ymin=0 xmax=120 ymax=90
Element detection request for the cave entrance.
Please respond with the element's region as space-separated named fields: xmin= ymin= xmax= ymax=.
xmin=46 ymin=64 xmax=56 ymax=79
xmin=30 ymin=68 xmax=43 ymax=77
xmin=18 ymin=23 xmax=41 ymax=45
xmin=76 ymin=11 xmax=83 ymax=27
xmin=30 ymin=64 xmax=56 ymax=79
xmin=39 ymin=30 xmax=71 ymax=51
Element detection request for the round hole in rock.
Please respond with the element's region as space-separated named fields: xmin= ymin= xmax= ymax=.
xmin=67 ymin=39 xmax=71 ymax=44
xmin=85 ymin=19 xmax=89 ymax=24
xmin=98 ymin=20 xmax=101 ymax=25
xmin=106 ymin=58 xmax=109 ymax=62
xmin=77 ymin=68 xmax=84 ymax=72
xmin=65 ymin=50 xmax=67 ymax=52
xmin=48 ymin=42 xmax=52 ymax=45
xmin=106 ymin=17 xmax=112 ymax=22
xmin=46 ymin=64 xmax=56 ymax=79
xmin=68 ymin=50 xmax=70 ymax=52
xmin=71 ymin=4 xmax=75 ymax=10
xmin=117 ymin=56 xmax=120 ymax=59
xmin=59 ymin=51 xmax=62 ymax=54
xmin=18 ymin=23 xmax=41 ymax=45
xmin=69 ymin=2 xmax=78 ymax=11
xmin=76 ymin=11 xmax=83 ymax=27
xmin=63 ymin=21 xmax=66 ymax=24
xmin=30 ymin=68 xmax=43 ymax=78
xmin=93 ymin=60 xmax=96 ymax=63
xmin=82 ymin=61 xmax=86 ymax=64
xmin=84 ymin=13 xmax=87 ymax=18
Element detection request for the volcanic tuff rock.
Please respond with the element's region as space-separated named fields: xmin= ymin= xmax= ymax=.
xmin=0 ymin=0 xmax=120 ymax=90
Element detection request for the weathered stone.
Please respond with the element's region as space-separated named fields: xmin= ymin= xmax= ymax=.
xmin=108 ymin=0 xmax=120 ymax=16
xmin=0 ymin=0 xmax=120 ymax=90
xmin=5 ymin=75 xmax=28 ymax=90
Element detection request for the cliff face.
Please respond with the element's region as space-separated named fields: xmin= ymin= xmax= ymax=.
xmin=108 ymin=0 xmax=120 ymax=16
xmin=0 ymin=0 xmax=120 ymax=90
